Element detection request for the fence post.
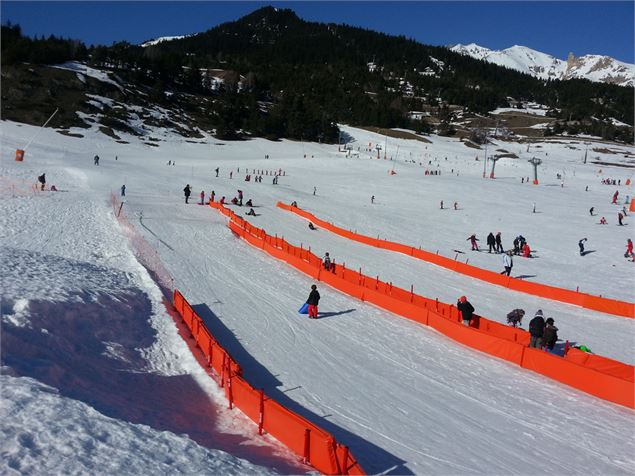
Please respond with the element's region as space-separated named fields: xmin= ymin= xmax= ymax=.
xmin=227 ymin=360 xmax=234 ymax=409
xmin=258 ymin=389 xmax=265 ymax=435
xmin=341 ymin=445 xmax=350 ymax=475
xmin=220 ymin=353 xmax=226 ymax=388
xmin=303 ymin=429 xmax=311 ymax=464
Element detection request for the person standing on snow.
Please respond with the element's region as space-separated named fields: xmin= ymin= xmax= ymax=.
xmin=94 ymin=155 xmax=100 ymax=165
xmin=528 ymin=310 xmax=545 ymax=348
xmin=486 ymin=232 xmax=496 ymax=253
xmin=237 ymin=190 xmax=243 ymax=206
xmin=626 ymin=239 xmax=633 ymax=258
xmin=457 ymin=296 xmax=475 ymax=327
xmin=306 ymin=284 xmax=320 ymax=319
xmin=215 ymin=167 xmax=219 ymax=177
xmin=589 ymin=207 xmax=595 ymax=216
xmin=120 ymin=184 xmax=126 ymax=197
xmin=543 ymin=318 xmax=559 ymax=354
xmin=467 ymin=234 xmax=479 ymax=251
xmin=200 ymin=190 xmax=205 ymax=205
xmin=323 ymin=252 xmax=332 ymax=270
xmin=612 ymin=190 xmax=619 ymax=204
xmin=37 ymin=173 xmax=46 ymax=191
xmin=210 ymin=190 xmax=215 ymax=202
xmin=495 ymin=232 xmax=504 ymax=253
xmin=578 ymin=238 xmax=588 ymax=256
xmin=501 ymin=250 xmax=513 ymax=276
xmin=183 ymin=184 xmax=192 ymax=204
xmin=618 ymin=212 xmax=624 ymax=226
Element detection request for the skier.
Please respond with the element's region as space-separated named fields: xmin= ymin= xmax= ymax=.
xmin=120 ymin=184 xmax=126 ymax=197
xmin=599 ymin=216 xmax=607 ymax=225
xmin=513 ymin=236 xmax=520 ymax=255
xmin=543 ymin=318 xmax=559 ymax=354
xmin=589 ymin=207 xmax=594 ymax=216
xmin=306 ymin=284 xmax=320 ymax=319
xmin=612 ymin=191 xmax=619 ymax=204
xmin=371 ymin=195 xmax=375 ymax=204
xmin=230 ymin=171 xmax=233 ymax=179
xmin=94 ymin=155 xmax=100 ymax=165
xmin=291 ymin=201 xmax=298 ymax=207
xmin=506 ymin=309 xmax=525 ymax=327
xmin=454 ymin=201 xmax=458 ymax=210
xmin=618 ymin=212 xmax=624 ymax=226
xmin=501 ymin=250 xmax=513 ymax=276
xmin=532 ymin=202 xmax=536 ymax=213
xmin=246 ymin=208 xmax=256 ymax=216
xmin=440 ymin=200 xmax=444 ymax=209
xmin=486 ymin=232 xmax=496 ymax=253
xmin=457 ymin=296 xmax=475 ymax=327
xmin=495 ymin=232 xmax=503 ymax=253
xmin=528 ymin=310 xmax=545 ymax=348
xmin=210 ymin=190 xmax=215 ymax=202
xmin=215 ymin=167 xmax=219 ymax=177
xmin=220 ymin=196 xmax=226 ymax=205
xmin=308 ymin=222 xmax=316 ymax=230
xmin=323 ymin=252 xmax=332 ymax=270
xmin=237 ymin=190 xmax=243 ymax=206
xmin=200 ymin=190 xmax=205 ymax=205
xmin=626 ymin=239 xmax=633 ymax=258
xmin=578 ymin=238 xmax=588 ymax=256
xmin=313 ymin=186 xmax=317 ymax=196
xmin=37 ymin=173 xmax=46 ymax=191
xmin=467 ymin=234 xmax=479 ymax=251
xmin=245 ymin=199 xmax=253 ymax=207
xmin=183 ymin=184 xmax=191 ymax=204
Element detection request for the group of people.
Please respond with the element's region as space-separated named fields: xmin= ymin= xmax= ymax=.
xmin=458 ymin=298 xmax=560 ymax=353
xmin=440 ymin=200 xmax=459 ymax=210
xmin=602 ymin=178 xmax=622 ymax=186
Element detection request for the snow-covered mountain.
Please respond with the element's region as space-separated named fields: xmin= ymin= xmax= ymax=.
xmin=451 ymin=43 xmax=635 ymax=87
xmin=141 ymin=35 xmax=190 ymax=47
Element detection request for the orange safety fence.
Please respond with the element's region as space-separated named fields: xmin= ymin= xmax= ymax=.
xmin=173 ymin=289 xmax=365 ymax=475
xmin=211 ymin=202 xmax=635 ymax=409
xmin=276 ymin=202 xmax=635 ymax=319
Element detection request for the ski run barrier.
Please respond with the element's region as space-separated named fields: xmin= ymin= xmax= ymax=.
xmin=276 ymin=202 xmax=635 ymax=319
xmin=210 ymin=201 xmax=634 ymax=409
xmin=172 ymin=290 xmax=365 ymax=475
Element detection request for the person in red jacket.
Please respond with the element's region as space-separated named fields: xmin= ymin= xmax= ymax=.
xmin=626 ymin=239 xmax=633 ymax=258
xmin=467 ymin=234 xmax=479 ymax=251
xmin=522 ymin=242 xmax=532 ymax=258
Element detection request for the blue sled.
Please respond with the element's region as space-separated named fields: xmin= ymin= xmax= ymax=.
xmin=298 ymin=303 xmax=309 ymax=314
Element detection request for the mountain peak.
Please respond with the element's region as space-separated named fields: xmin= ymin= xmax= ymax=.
xmin=237 ymin=6 xmax=300 ymax=26
xmin=451 ymin=43 xmax=634 ymax=87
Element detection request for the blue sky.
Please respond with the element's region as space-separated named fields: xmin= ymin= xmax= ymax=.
xmin=2 ymin=2 xmax=633 ymax=62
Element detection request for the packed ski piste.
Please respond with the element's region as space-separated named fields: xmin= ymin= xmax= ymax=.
xmin=2 ymin=112 xmax=634 ymax=474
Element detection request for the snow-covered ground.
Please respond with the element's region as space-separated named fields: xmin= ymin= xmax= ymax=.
xmin=1 ymin=119 xmax=634 ymax=474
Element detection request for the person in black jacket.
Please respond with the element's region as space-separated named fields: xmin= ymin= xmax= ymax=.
xmin=183 ymin=184 xmax=191 ymax=204
xmin=495 ymin=232 xmax=503 ymax=253
xmin=486 ymin=232 xmax=496 ymax=253
xmin=528 ymin=310 xmax=545 ymax=348
xmin=306 ymin=284 xmax=320 ymax=319
xmin=542 ymin=318 xmax=559 ymax=353
xmin=457 ymin=296 xmax=475 ymax=326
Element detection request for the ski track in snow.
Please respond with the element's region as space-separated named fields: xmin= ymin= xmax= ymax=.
xmin=1 ymin=119 xmax=634 ymax=474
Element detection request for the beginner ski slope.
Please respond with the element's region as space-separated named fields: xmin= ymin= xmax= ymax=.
xmin=2 ymin=119 xmax=634 ymax=474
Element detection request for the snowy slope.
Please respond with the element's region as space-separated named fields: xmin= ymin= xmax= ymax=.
xmin=451 ymin=43 xmax=635 ymax=86
xmin=1 ymin=119 xmax=634 ymax=474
